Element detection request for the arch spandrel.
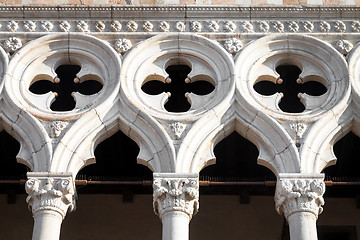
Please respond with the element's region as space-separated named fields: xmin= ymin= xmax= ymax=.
xmin=234 ymin=34 xmax=350 ymax=174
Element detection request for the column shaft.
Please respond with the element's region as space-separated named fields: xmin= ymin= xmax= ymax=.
xmin=288 ymin=212 xmax=318 ymax=240
xmin=162 ymin=211 xmax=190 ymax=240
xmin=32 ymin=210 xmax=63 ymax=240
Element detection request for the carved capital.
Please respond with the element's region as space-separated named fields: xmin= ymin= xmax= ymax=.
xmin=153 ymin=173 xmax=199 ymax=220
xmin=275 ymin=174 xmax=325 ymax=220
xmin=25 ymin=172 xmax=76 ymax=219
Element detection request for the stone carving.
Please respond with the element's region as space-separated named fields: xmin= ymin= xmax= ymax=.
xmin=41 ymin=21 xmax=53 ymax=32
xmin=273 ymin=21 xmax=284 ymax=33
xmin=288 ymin=21 xmax=299 ymax=32
xmin=153 ymin=176 xmax=199 ymax=219
xmin=24 ymin=20 xmax=36 ymax=32
xmin=170 ymin=122 xmax=186 ymax=139
xmin=110 ymin=21 xmax=122 ymax=32
xmin=275 ymin=177 xmax=325 ymax=219
xmin=95 ymin=21 xmax=105 ymax=32
xmin=176 ymin=21 xmax=185 ymax=32
xmin=290 ymin=123 xmax=307 ymax=140
xmin=7 ymin=21 xmax=18 ymax=32
xmin=224 ymin=21 xmax=236 ymax=32
xmin=240 ymin=21 xmax=253 ymax=33
xmin=76 ymin=21 xmax=89 ymax=32
xmin=143 ymin=21 xmax=153 ymax=32
xmin=303 ymin=21 xmax=314 ymax=32
xmin=336 ymin=39 xmax=353 ymax=55
xmin=49 ymin=121 xmax=69 ymax=138
xmin=126 ymin=21 xmax=138 ymax=32
xmin=59 ymin=21 xmax=71 ymax=32
xmin=3 ymin=37 xmax=22 ymax=53
xmin=334 ymin=21 xmax=346 ymax=32
xmin=351 ymin=21 xmax=360 ymax=32
xmin=114 ymin=38 xmax=132 ymax=54
xmin=25 ymin=175 xmax=75 ymax=219
xmin=319 ymin=21 xmax=331 ymax=32
xmin=259 ymin=21 xmax=270 ymax=32
xmin=159 ymin=21 xmax=170 ymax=32
xmin=224 ymin=38 xmax=243 ymax=54
xmin=191 ymin=21 xmax=202 ymax=32
xmin=207 ymin=21 xmax=219 ymax=32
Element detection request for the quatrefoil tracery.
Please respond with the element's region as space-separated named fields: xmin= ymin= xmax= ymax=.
xmin=29 ymin=65 xmax=103 ymax=111
xmin=141 ymin=65 xmax=215 ymax=112
xmin=254 ymin=65 xmax=327 ymax=113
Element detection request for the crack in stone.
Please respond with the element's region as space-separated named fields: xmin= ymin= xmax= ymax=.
xmin=94 ymin=108 xmax=108 ymax=137
xmin=127 ymin=109 xmax=141 ymax=137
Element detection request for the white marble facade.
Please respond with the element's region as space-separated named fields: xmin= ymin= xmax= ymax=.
xmin=0 ymin=5 xmax=359 ymax=240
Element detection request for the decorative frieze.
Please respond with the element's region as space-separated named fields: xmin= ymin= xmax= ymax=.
xmin=153 ymin=173 xmax=199 ymax=220
xmin=25 ymin=173 xmax=76 ymax=219
xmin=275 ymin=174 xmax=325 ymax=220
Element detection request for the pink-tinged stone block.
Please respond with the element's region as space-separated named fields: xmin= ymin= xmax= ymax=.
xmin=0 ymin=0 xmax=22 ymax=4
xmin=108 ymin=0 xmax=127 ymax=3
xmin=284 ymin=0 xmax=306 ymax=4
xmin=22 ymin=0 xmax=55 ymax=4
xmin=251 ymin=0 xmax=268 ymax=5
xmin=180 ymin=0 xmax=196 ymax=3
xmin=212 ymin=0 xmax=235 ymax=4
xmin=323 ymin=0 xmax=339 ymax=4
xmin=68 ymin=0 xmax=94 ymax=4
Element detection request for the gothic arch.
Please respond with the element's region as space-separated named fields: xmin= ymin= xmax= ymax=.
xmin=121 ymin=33 xmax=235 ymax=173
xmin=2 ymin=33 xmax=123 ymax=174
xmin=234 ymin=34 xmax=350 ymax=174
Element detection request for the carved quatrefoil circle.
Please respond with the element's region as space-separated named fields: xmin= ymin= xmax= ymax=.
xmin=121 ymin=34 xmax=234 ymax=121
xmin=4 ymin=34 xmax=121 ymax=119
xmin=235 ymin=34 xmax=349 ymax=120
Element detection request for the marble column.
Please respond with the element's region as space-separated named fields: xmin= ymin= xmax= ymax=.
xmin=25 ymin=172 xmax=76 ymax=240
xmin=275 ymin=173 xmax=325 ymax=240
xmin=153 ymin=173 xmax=199 ymax=240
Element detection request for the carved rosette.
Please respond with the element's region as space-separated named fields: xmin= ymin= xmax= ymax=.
xmin=153 ymin=173 xmax=199 ymax=220
xmin=25 ymin=173 xmax=76 ymax=219
xmin=275 ymin=174 xmax=325 ymax=220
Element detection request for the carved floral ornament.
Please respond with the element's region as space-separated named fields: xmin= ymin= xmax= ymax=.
xmin=275 ymin=174 xmax=325 ymax=220
xmin=0 ymin=19 xmax=358 ymax=34
xmin=25 ymin=173 xmax=76 ymax=219
xmin=153 ymin=173 xmax=199 ymax=219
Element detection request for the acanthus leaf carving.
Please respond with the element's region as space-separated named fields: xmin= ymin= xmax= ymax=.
xmin=275 ymin=174 xmax=325 ymax=220
xmin=25 ymin=173 xmax=76 ymax=219
xmin=153 ymin=174 xmax=199 ymax=220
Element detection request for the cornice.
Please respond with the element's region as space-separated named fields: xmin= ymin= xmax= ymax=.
xmin=0 ymin=5 xmax=360 ymax=15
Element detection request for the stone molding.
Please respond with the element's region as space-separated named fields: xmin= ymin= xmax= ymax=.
xmin=25 ymin=172 xmax=76 ymax=219
xmin=153 ymin=173 xmax=199 ymax=220
xmin=275 ymin=173 xmax=325 ymax=220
